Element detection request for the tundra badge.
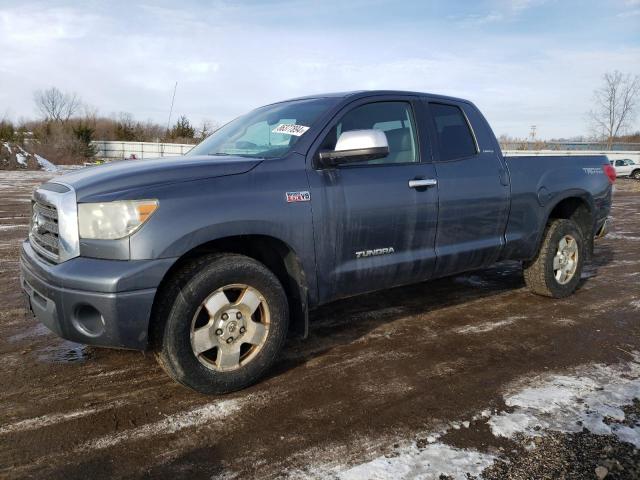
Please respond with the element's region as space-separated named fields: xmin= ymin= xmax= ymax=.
xmin=356 ymin=247 xmax=395 ymax=259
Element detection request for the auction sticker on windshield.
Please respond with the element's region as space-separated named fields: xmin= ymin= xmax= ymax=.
xmin=272 ymin=124 xmax=310 ymax=136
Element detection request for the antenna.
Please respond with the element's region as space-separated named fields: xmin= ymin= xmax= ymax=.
xmin=166 ymin=81 xmax=178 ymax=136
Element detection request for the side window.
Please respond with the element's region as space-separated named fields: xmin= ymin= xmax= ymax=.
xmin=320 ymin=102 xmax=419 ymax=165
xmin=616 ymin=160 xmax=625 ymax=166
xmin=430 ymin=103 xmax=477 ymax=161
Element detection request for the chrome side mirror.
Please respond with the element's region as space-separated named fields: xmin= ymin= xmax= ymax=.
xmin=318 ymin=129 xmax=389 ymax=167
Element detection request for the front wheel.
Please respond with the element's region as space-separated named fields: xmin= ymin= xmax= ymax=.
xmin=523 ymin=219 xmax=585 ymax=298
xmin=155 ymin=254 xmax=289 ymax=394
xmin=631 ymin=170 xmax=640 ymax=180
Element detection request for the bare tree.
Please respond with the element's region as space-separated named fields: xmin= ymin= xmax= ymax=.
xmin=34 ymin=87 xmax=82 ymax=123
xmin=589 ymin=71 xmax=640 ymax=149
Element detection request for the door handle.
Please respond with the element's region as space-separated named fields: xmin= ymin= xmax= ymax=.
xmin=408 ymin=179 xmax=437 ymax=189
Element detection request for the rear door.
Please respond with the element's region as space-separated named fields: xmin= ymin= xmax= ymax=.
xmin=307 ymin=96 xmax=438 ymax=302
xmin=424 ymin=100 xmax=510 ymax=277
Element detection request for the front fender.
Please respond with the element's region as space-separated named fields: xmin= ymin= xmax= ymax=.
xmin=128 ymin=156 xmax=317 ymax=304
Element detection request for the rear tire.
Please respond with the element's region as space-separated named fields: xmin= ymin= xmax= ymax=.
xmin=631 ymin=169 xmax=640 ymax=180
xmin=155 ymin=253 xmax=289 ymax=394
xmin=523 ymin=219 xmax=585 ymax=298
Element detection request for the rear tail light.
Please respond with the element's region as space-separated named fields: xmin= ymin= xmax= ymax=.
xmin=603 ymin=164 xmax=616 ymax=184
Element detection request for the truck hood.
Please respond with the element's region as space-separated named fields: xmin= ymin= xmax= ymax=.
xmin=56 ymin=155 xmax=261 ymax=200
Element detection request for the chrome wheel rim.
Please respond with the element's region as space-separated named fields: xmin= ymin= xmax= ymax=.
xmin=553 ymin=235 xmax=579 ymax=285
xmin=190 ymin=283 xmax=270 ymax=372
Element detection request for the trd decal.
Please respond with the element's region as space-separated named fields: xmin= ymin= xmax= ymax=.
xmin=286 ymin=191 xmax=311 ymax=203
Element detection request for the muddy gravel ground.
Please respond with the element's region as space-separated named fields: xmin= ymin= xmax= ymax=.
xmin=1 ymin=171 xmax=639 ymax=480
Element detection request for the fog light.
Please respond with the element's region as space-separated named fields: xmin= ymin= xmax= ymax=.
xmin=72 ymin=304 xmax=105 ymax=337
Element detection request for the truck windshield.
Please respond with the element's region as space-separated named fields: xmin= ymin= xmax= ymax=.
xmin=188 ymin=97 xmax=338 ymax=159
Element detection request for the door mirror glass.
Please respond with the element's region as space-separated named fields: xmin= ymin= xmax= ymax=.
xmin=318 ymin=129 xmax=389 ymax=166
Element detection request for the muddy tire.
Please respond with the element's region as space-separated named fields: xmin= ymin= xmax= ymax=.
xmin=155 ymin=253 xmax=289 ymax=394
xmin=632 ymin=170 xmax=640 ymax=180
xmin=523 ymin=219 xmax=585 ymax=298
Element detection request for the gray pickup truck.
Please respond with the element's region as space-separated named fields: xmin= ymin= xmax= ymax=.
xmin=20 ymin=91 xmax=614 ymax=394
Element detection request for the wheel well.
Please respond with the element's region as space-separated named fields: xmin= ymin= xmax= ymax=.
xmin=547 ymin=197 xmax=593 ymax=257
xmin=149 ymin=235 xmax=308 ymax=347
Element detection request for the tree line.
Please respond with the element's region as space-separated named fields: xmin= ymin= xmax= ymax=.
xmin=0 ymin=87 xmax=217 ymax=164
xmin=1 ymin=71 xmax=638 ymax=164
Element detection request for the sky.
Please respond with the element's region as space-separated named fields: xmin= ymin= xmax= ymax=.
xmin=0 ymin=0 xmax=639 ymax=139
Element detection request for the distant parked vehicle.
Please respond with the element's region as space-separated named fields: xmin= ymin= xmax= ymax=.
xmin=609 ymin=159 xmax=640 ymax=179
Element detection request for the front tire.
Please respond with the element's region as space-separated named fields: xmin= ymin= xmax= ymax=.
xmin=523 ymin=219 xmax=585 ymax=298
xmin=155 ymin=254 xmax=289 ymax=394
xmin=631 ymin=169 xmax=640 ymax=180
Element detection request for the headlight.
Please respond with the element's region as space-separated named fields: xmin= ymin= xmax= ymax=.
xmin=78 ymin=200 xmax=158 ymax=240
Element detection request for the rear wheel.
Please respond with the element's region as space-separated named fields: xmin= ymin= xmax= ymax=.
xmin=155 ymin=254 xmax=289 ymax=394
xmin=631 ymin=169 xmax=640 ymax=180
xmin=523 ymin=219 xmax=585 ymax=298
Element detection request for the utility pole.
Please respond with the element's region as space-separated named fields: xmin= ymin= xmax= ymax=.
xmin=529 ymin=125 xmax=537 ymax=142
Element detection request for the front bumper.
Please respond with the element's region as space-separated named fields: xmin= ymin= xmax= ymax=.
xmin=20 ymin=241 xmax=176 ymax=350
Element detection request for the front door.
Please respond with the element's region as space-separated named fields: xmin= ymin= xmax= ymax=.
xmin=307 ymin=98 xmax=438 ymax=302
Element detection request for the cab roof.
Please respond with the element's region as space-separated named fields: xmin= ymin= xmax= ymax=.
xmin=274 ymin=90 xmax=470 ymax=105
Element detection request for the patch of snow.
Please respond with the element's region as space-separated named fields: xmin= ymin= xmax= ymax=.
xmin=630 ymin=300 xmax=640 ymax=310
xmin=34 ymin=154 xmax=58 ymax=172
xmin=0 ymin=401 xmax=125 ymax=435
xmin=454 ymin=316 xmax=523 ymax=335
xmin=607 ymin=233 xmax=640 ymax=241
xmin=489 ymin=354 xmax=640 ymax=447
xmin=15 ymin=153 xmax=27 ymax=166
xmin=338 ymin=443 xmax=496 ymax=480
xmin=301 ymin=357 xmax=640 ymax=479
xmin=80 ymin=398 xmax=243 ymax=451
xmin=2 ymin=142 xmax=11 ymax=153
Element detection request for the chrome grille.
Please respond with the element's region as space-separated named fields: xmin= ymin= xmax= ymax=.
xmin=30 ymin=198 xmax=60 ymax=261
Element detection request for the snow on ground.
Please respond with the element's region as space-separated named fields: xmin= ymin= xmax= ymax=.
xmin=15 ymin=144 xmax=58 ymax=172
xmin=0 ymin=400 xmax=126 ymax=435
xmin=79 ymin=398 xmax=244 ymax=451
xmin=453 ymin=316 xmax=524 ymax=335
xmin=300 ymin=355 xmax=640 ymax=479
xmin=338 ymin=444 xmax=496 ymax=480
xmin=489 ymin=355 xmax=640 ymax=447
xmin=34 ymin=154 xmax=58 ymax=172
xmin=2 ymin=143 xmax=59 ymax=172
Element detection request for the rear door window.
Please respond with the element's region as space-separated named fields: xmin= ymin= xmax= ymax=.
xmin=430 ymin=103 xmax=477 ymax=161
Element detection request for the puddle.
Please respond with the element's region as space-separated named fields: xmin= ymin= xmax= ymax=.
xmin=36 ymin=341 xmax=90 ymax=363
xmin=8 ymin=323 xmax=50 ymax=343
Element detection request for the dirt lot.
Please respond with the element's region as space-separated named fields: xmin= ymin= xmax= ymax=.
xmin=0 ymin=171 xmax=639 ymax=479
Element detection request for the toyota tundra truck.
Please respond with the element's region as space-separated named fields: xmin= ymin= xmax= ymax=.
xmin=20 ymin=91 xmax=614 ymax=394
